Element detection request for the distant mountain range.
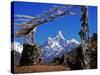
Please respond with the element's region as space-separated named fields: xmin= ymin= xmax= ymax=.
xmin=12 ymin=31 xmax=80 ymax=64
xmin=42 ymin=31 xmax=80 ymax=63
xmin=11 ymin=42 xmax=23 ymax=65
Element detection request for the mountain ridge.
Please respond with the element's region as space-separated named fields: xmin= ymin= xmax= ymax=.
xmin=42 ymin=31 xmax=80 ymax=63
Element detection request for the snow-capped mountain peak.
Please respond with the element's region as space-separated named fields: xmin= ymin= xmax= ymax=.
xmin=56 ymin=31 xmax=65 ymax=40
xmin=11 ymin=42 xmax=23 ymax=53
xmin=48 ymin=37 xmax=52 ymax=41
xmin=67 ymin=38 xmax=80 ymax=44
xmin=71 ymin=38 xmax=80 ymax=44
xmin=42 ymin=31 xmax=80 ymax=63
xmin=58 ymin=31 xmax=62 ymax=36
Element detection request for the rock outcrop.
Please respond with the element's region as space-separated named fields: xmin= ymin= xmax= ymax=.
xmin=19 ymin=44 xmax=42 ymax=66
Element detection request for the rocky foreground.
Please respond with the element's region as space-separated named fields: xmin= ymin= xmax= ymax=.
xmin=12 ymin=33 xmax=97 ymax=73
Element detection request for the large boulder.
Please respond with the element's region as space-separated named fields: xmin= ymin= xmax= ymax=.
xmin=19 ymin=44 xmax=42 ymax=66
xmin=64 ymin=45 xmax=84 ymax=70
xmin=19 ymin=44 xmax=34 ymax=66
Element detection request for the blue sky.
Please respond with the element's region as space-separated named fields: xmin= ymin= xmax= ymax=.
xmin=12 ymin=1 xmax=97 ymax=44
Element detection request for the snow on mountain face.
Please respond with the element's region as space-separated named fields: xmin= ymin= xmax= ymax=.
xmin=56 ymin=31 xmax=66 ymax=40
xmin=11 ymin=42 xmax=23 ymax=53
xmin=42 ymin=31 xmax=80 ymax=63
xmin=11 ymin=42 xmax=23 ymax=65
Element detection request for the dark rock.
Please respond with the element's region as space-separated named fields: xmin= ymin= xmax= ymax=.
xmin=52 ymin=55 xmax=64 ymax=65
xmin=90 ymin=33 xmax=97 ymax=69
xmin=19 ymin=44 xmax=34 ymax=66
xmin=19 ymin=44 xmax=42 ymax=66
xmin=64 ymin=33 xmax=97 ymax=70
xmin=64 ymin=45 xmax=84 ymax=70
